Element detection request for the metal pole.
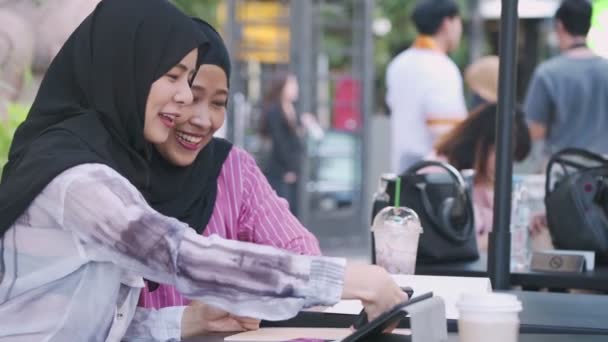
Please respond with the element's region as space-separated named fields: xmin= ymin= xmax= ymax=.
xmin=224 ymin=0 xmax=238 ymax=142
xmin=360 ymin=0 xmax=375 ymax=237
xmin=468 ymin=0 xmax=484 ymax=63
xmin=488 ymin=0 xmax=519 ymax=290
xmin=289 ymin=1 xmax=314 ymax=117
xmin=289 ymin=0 xmax=314 ymax=222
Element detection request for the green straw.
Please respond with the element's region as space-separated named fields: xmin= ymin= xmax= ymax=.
xmin=394 ymin=176 xmax=401 ymax=208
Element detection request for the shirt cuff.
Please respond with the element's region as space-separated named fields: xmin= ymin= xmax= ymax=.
xmin=299 ymin=256 xmax=346 ymax=307
xmin=158 ymin=306 xmax=185 ymax=341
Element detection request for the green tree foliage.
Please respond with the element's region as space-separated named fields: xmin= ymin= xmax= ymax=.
xmin=0 ymin=103 xmax=29 ymax=174
xmin=172 ymin=0 xmax=222 ymax=26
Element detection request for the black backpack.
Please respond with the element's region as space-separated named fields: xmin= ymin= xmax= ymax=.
xmin=373 ymin=160 xmax=479 ymax=263
xmin=545 ymin=148 xmax=608 ymax=264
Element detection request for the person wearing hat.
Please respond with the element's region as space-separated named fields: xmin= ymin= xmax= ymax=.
xmin=464 ymin=55 xmax=499 ymax=109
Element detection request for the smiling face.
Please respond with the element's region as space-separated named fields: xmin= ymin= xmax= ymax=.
xmin=143 ymin=48 xmax=198 ymax=144
xmin=155 ymin=64 xmax=228 ymax=166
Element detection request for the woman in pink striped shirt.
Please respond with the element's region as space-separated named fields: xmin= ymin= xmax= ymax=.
xmin=139 ymin=20 xmax=321 ymax=311
xmin=140 ymin=149 xmax=322 ymax=309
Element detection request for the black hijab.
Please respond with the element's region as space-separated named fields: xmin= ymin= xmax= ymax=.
xmin=0 ymin=0 xmax=209 ymax=235
xmin=146 ymin=19 xmax=233 ymax=233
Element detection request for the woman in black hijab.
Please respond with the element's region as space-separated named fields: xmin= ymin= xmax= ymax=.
xmin=0 ymin=3 xmax=406 ymax=340
xmin=0 ymin=0 xmax=209 ymax=339
xmin=0 ymin=0 xmax=208 ymax=231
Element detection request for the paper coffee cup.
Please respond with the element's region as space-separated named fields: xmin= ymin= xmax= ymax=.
xmin=456 ymin=293 xmax=522 ymax=342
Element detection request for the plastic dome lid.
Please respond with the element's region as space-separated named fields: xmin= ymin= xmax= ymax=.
xmin=456 ymin=293 xmax=522 ymax=313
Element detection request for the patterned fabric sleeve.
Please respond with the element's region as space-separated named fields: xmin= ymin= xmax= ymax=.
xmin=123 ymin=306 xmax=184 ymax=341
xmin=62 ymin=164 xmax=345 ymax=321
xmin=137 ymin=148 xmax=322 ymax=310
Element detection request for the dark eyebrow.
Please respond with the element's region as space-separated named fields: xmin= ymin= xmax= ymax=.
xmin=172 ymin=63 xmax=196 ymax=78
xmin=174 ymin=63 xmax=188 ymax=72
xmin=191 ymin=85 xmax=229 ymax=97
xmin=215 ymin=89 xmax=229 ymax=97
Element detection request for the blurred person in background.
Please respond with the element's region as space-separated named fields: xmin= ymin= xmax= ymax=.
xmin=524 ymin=0 xmax=608 ymax=158
xmin=260 ymin=72 xmax=321 ymax=215
xmin=464 ymin=56 xmax=552 ymax=250
xmin=386 ymin=0 xmax=467 ymax=174
xmin=432 ymin=104 xmax=532 ymax=251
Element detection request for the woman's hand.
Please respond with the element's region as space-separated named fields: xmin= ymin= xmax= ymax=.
xmin=181 ymin=301 xmax=261 ymax=338
xmin=341 ymin=263 xmax=408 ymax=323
xmin=283 ymin=171 xmax=297 ymax=184
xmin=530 ymin=213 xmax=548 ymax=237
xmin=301 ymin=112 xmax=324 ymax=140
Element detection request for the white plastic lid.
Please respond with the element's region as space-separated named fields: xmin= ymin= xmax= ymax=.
xmin=371 ymin=206 xmax=423 ymax=233
xmin=456 ymin=293 xmax=522 ymax=313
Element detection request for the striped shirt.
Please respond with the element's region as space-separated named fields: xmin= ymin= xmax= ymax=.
xmin=139 ymin=147 xmax=321 ymax=309
xmin=0 ymin=164 xmax=344 ymax=341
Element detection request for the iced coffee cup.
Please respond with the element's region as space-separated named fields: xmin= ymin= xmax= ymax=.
xmin=456 ymin=293 xmax=522 ymax=342
xmin=371 ymin=206 xmax=423 ymax=274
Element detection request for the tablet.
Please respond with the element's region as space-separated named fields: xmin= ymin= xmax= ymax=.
xmin=353 ymin=287 xmax=414 ymax=329
xmin=341 ymin=292 xmax=433 ymax=342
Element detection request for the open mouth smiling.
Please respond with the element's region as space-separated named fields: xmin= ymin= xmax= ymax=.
xmin=175 ymin=130 xmax=204 ymax=150
xmin=159 ymin=112 xmax=179 ymax=128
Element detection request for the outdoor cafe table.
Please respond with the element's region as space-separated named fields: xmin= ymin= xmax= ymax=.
xmin=187 ymin=333 xmax=608 ymax=342
xmin=186 ymin=291 xmax=608 ymax=341
xmin=415 ymin=253 xmax=608 ymax=292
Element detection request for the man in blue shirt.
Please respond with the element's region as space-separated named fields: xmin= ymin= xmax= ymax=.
xmin=524 ymin=0 xmax=608 ymax=157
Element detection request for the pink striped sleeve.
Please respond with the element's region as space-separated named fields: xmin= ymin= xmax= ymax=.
xmin=235 ymin=148 xmax=322 ymax=256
